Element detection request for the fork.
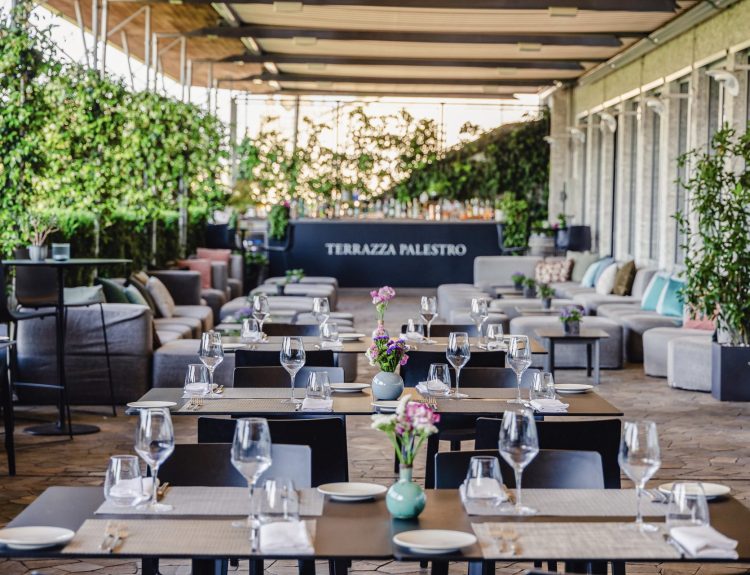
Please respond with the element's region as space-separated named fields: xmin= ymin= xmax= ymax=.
xmin=100 ymin=521 xmax=117 ymax=551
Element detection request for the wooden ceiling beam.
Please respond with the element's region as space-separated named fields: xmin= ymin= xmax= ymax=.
xmin=243 ymin=72 xmax=551 ymax=85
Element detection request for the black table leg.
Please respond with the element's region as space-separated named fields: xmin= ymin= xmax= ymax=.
xmin=586 ymin=343 xmax=592 ymax=378
xmin=1 ymin=344 xmax=15 ymax=475
xmin=548 ymin=339 xmax=555 ymax=378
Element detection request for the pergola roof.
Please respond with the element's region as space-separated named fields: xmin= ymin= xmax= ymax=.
xmin=43 ymin=0 xmax=699 ymax=98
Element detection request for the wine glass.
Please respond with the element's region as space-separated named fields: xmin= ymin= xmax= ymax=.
xmin=199 ymin=331 xmax=224 ymax=398
xmin=446 ymin=332 xmax=471 ymax=398
xmin=134 ymin=408 xmax=175 ymax=512
xmin=507 ymin=335 xmax=532 ymax=405
xmin=252 ymin=294 xmax=271 ymax=338
xmin=469 ymin=298 xmax=489 ymax=340
xmin=312 ymin=297 xmax=330 ymax=327
xmin=231 ymin=418 xmax=272 ymax=547
xmin=420 ymin=296 xmax=438 ymax=343
xmin=280 ymin=336 xmax=306 ymax=404
xmin=498 ymin=407 xmax=539 ymax=516
xmin=618 ymin=420 xmax=661 ymax=532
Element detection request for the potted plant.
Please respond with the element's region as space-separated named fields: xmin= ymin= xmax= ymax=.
xmin=522 ymin=277 xmax=537 ymax=299
xmin=370 ymin=285 xmax=396 ymax=338
xmin=25 ymin=215 xmax=58 ymax=261
xmin=676 ymin=126 xmax=750 ymax=401
xmin=366 ymin=335 xmax=409 ymax=401
xmin=559 ymin=306 xmax=583 ymax=336
xmin=371 ymin=395 xmax=439 ymax=519
xmin=538 ymin=283 xmax=555 ymax=310
xmin=511 ymin=272 xmax=525 ymax=291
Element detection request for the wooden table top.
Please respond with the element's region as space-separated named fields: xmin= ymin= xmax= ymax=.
xmin=535 ymin=328 xmax=611 ymax=340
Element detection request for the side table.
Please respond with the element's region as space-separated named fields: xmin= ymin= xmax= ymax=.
xmin=534 ymin=328 xmax=610 ymax=385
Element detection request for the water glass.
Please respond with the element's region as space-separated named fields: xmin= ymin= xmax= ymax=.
xmin=405 ymin=318 xmax=424 ymax=339
xmin=134 ymin=408 xmax=175 ymax=512
xmin=280 ymin=336 xmax=306 ymax=404
xmin=425 ymin=363 xmax=451 ymax=396
xmin=446 ymin=332 xmax=471 ymax=398
xmin=530 ymin=372 xmax=555 ymax=400
xmin=241 ymin=318 xmax=261 ymax=343
xmin=51 ymin=243 xmax=71 ymax=261
xmin=259 ymin=479 xmax=300 ymax=523
xmin=306 ymin=371 xmax=332 ymax=400
xmin=199 ymin=331 xmax=224 ymax=397
xmin=618 ymin=420 xmax=661 ymax=531
xmin=666 ymin=483 xmax=710 ymax=529
xmin=464 ymin=456 xmax=505 ymax=504
xmin=184 ymin=363 xmax=210 ymax=396
xmin=420 ymin=296 xmax=438 ymax=343
xmin=507 ymin=335 xmax=532 ymax=405
xmin=252 ymin=294 xmax=271 ymax=336
xmin=104 ymin=455 xmax=146 ymax=507
xmin=312 ymin=297 xmax=330 ymax=326
xmin=470 ymin=298 xmax=489 ymax=334
xmin=320 ymin=322 xmax=340 ymax=344
xmin=498 ymin=407 xmax=539 ymax=515
xmin=484 ymin=323 xmax=504 ymax=350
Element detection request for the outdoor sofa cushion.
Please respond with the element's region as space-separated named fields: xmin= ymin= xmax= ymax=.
xmin=612 ymin=261 xmax=636 ymax=296
xmin=147 ymin=276 xmax=177 ymax=318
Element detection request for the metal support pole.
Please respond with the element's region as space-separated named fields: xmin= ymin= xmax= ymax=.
xmin=179 ymin=37 xmax=187 ymax=101
xmin=74 ymin=0 xmax=89 ymax=68
xmin=121 ymin=31 xmax=135 ymax=91
xmin=207 ymin=63 xmax=214 ymax=111
xmin=151 ymin=33 xmax=158 ymax=92
xmin=100 ymin=0 xmax=108 ymax=78
xmin=144 ymin=5 xmax=151 ymax=91
xmin=91 ymin=0 xmax=99 ymax=72
xmin=186 ymin=59 xmax=193 ymax=102
xmin=291 ymin=95 xmax=300 ymax=152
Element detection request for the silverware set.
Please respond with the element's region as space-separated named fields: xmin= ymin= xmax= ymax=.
xmin=488 ymin=526 xmax=520 ymax=556
xmin=646 ymin=489 xmax=669 ymax=504
xmin=100 ymin=521 xmax=128 ymax=553
xmin=185 ymin=396 xmax=204 ymax=411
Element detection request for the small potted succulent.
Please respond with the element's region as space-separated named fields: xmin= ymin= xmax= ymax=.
xmin=25 ymin=215 xmax=58 ymax=261
xmin=559 ymin=306 xmax=583 ymax=336
xmin=511 ymin=272 xmax=525 ymax=291
xmin=522 ymin=277 xmax=537 ymax=299
xmin=538 ymin=283 xmax=555 ymax=310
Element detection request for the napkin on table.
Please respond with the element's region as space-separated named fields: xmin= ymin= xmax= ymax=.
xmin=530 ymin=399 xmax=569 ymax=413
xmin=320 ymin=341 xmax=344 ymax=350
xmin=416 ymin=381 xmax=450 ymax=397
xmin=259 ymin=520 xmax=314 ymax=555
xmin=400 ymin=332 xmax=426 ymax=342
xmin=301 ymin=398 xmax=333 ymax=412
xmin=670 ymin=525 xmax=739 ymax=559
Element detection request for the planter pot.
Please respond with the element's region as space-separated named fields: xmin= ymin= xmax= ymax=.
xmin=386 ymin=465 xmax=426 ymax=519
xmin=528 ymin=233 xmax=556 ymax=257
xmin=276 ymin=283 xmax=285 ymax=296
xmin=711 ymin=342 xmax=750 ymax=401
xmin=372 ymin=371 xmax=403 ymax=401
xmin=513 ymin=281 xmax=524 ymax=291
xmin=542 ymin=297 xmax=552 ymax=310
xmin=563 ymin=321 xmax=580 ymax=336
xmin=28 ymin=245 xmax=47 ymax=261
xmin=523 ymin=286 xmax=537 ymax=299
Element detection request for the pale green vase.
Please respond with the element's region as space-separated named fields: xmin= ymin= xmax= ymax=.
xmin=372 ymin=371 xmax=404 ymax=400
xmin=386 ymin=466 xmax=426 ymax=519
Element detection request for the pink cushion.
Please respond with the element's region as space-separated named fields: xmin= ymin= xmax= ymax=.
xmin=683 ymin=307 xmax=716 ymax=331
xmin=178 ymin=258 xmax=211 ymax=289
xmin=196 ymin=248 xmax=231 ymax=265
xmin=535 ymin=259 xmax=574 ymax=284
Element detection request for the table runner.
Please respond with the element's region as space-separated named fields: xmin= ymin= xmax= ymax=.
xmin=471 ymin=522 xmax=679 ymax=560
xmin=95 ymin=487 xmax=325 ymax=517
xmin=179 ymin=398 xmax=300 ymax=413
xmin=462 ymin=489 xmax=667 ymax=517
xmin=184 ymin=388 xmax=308 ymax=400
xmin=63 ymin=519 xmax=316 ymax=556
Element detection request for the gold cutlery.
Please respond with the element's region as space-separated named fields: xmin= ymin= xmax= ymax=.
xmin=156 ymin=482 xmax=171 ymax=502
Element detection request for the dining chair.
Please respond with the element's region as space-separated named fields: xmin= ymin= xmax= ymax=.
xmin=399 ymin=324 xmax=480 ymax=337
xmin=399 ymin=351 xmax=505 ymax=388
xmin=233 ymin=366 xmax=345 ymax=388
xmin=264 ymin=323 xmax=321 ymax=337
xmin=235 ymin=349 xmax=335 ymax=368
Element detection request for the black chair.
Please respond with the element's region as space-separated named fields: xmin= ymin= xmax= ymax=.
xmin=400 ymin=324 xmax=480 ymax=338
xmin=399 ymin=351 xmax=505 ymax=388
xmin=235 ymin=349 xmax=335 ymax=368
xmin=198 ymin=416 xmax=348 ymax=486
xmin=233 ymin=366 xmax=345 ymax=388
xmin=475 ymin=418 xmax=622 ymax=489
xmin=264 ymin=324 xmax=321 ymax=337
xmin=449 ymin=367 xmax=539 ymax=388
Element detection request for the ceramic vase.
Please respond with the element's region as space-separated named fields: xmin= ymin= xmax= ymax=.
xmin=542 ymin=297 xmax=552 ymax=310
xmin=563 ymin=320 xmax=580 ymax=336
xmin=386 ymin=465 xmax=426 ymax=519
xmin=371 ymin=320 xmax=389 ymax=340
xmin=371 ymin=371 xmax=403 ymax=400
xmin=28 ymin=245 xmax=47 ymax=262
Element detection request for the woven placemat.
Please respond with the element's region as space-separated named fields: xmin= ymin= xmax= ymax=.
xmin=215 ymin=388 xmax=306 ymax=399
xmin=472 ymin=522 xmax=679 ymax=560
xmin=96 ymin=487 xmax=324 ymax=517
xmin=179 ymin=398 xmax=299 ymax=413
xmin=432 ymin=399 xmax=507 ymax=413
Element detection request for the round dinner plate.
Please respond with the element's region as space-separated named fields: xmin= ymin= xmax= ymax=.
xmin=371 ymin=401 xmax=400 ymax=413
xmin=0 ymin=526 xmax=75 ymax=550
xmin=339 ymin=333 xmax=366 ymax=342
xmin=658 ymin=482 xmax=731 ymax=500
xmin=126 ymin=401 xmax=177 ymax=409
xmin=318 ymin=482 xmax=387 ymax=501
xmin=555 ymin=384 xmax=594 ymax=394
xmin=330 ymin=383 xmax=370 ymax=393
xmin=393 ymin=530 xmax=477 ymax=555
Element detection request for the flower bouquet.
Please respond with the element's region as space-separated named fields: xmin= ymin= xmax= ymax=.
xmin=370 ymin=285 xmax=396 ymax=337
xmin=366 ymin=336 xmax=409 ymax=400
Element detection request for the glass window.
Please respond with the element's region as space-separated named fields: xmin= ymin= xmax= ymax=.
xmin=648 ymin=110 xmax=661 ymax=260
xmin=674 ymin=81 xmax=690 ymax=264
xmin=746 ymin=53 xmax=750 ymax=125
xmin=627 ymin=102 xmax=638 ymax=256
xmin=707 ymin=74 xmax=721 ymax=146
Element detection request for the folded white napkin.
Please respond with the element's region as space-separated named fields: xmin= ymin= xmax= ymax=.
xmin=400 ymin=332 xmax=426 ymax=342
xmin=320 ymin=341 xmax=343 ymax=350
xmin=301 ymin=398 xmax=333 ymax=412
xmin=530 ymin=399 xmax=569 ymax=413
xmin=259 ymin=520 xmax=314 ymax=555
xmin=670 ymin=525 xmax=739 ymax=559
xmin=416 ymin=381 xmax=450 ymax=397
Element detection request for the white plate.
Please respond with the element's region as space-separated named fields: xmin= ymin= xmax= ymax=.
xmin=658 ymin=482 xmax=731 ymax=500
xmin=554 ymin=384 xmax=594 ymax=394
xmin=371 ymin=401 xmax=400 ymax=413
xmin=126 ymin=401 xmax=177 ymax=409
xmin=330 ymin=383 xmax=370 ymax=394
xmin=393 ymin=530 xmax=477 ymax=555
xmin=318 ymin=482 xmax=387 ymax=501
xmin=339 ymin=333 xmax=366 ymax=341
xmin=0 ymin=526 xmax=75 ymax=550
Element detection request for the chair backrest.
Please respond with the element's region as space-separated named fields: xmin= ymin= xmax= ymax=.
xmin=197 ymin=416 xmax=348 ymax=486
xmin=264 ymin=323 xmax=321 ymax=337
xmin=434 ymin=448 xmax=604 ymax=489
xmin=235 ymin=349 xmax=335 ymax=368
xmin=474 ymin=418 xmax=622 ymax=488
xmin=233 ymin=366 xmax=345 ymax=388
xmin=453 ymin=367 xmax=539 ymax=389
xmin=158 ymin=443 xmax=312 ymax=488
xmin=14 ymin=263 xmax=59 ymax=308
xmin=399 ymin=351 xmax=506 ymax=387
xmin=400 ymin=324 xmax=480 ymax=338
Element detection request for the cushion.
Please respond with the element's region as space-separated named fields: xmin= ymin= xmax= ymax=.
xmin=535 ymin=259 xmax=574 ymax=284
xmin=196 ymin=248 xmax=231 ymax=265
xmin=593 ymin=257 xmax=615 ymax=283
xmin=95 ymin=277 xmax=129 ymax=304
xmin=683 ymin=306 xmax=716 ymax=331
xmin=63 ymin=285 xmax=106 ymax=306
xmin=132 ymin=271 xmax=150 ymax=286
xmin=595 ymin=263 xmax=618 ymax=296
xmin=178 ymin=258 xmax=212 ymax=289
xmin=580 ymin=260 xmax=603 ymax=288
xmin=641 ymin=274 xmax=669 ymax=311
xmin=124 ymin=284 xmax=149 ymax=307
xmin=147 ymin=276 xmax=176 ymax=319
xmin=128 ymin=274 xmax=161 ymax=317
xmin=656 ymin=277 xmax=685 ymax=318
xmin=612 ymin=261 xmax=637 ymax=296
xmin=568 ymin=252 xmax=600 ymax=283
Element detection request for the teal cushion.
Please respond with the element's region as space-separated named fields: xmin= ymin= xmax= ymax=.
xmin=641 ymin=274 xmax=668 ymax=311
xmin=580 ymin=260 xmax=602 ymax=288
xmin=124 ymin=284 xmax=149 ymax=307
xmin=593 ymin=257 xmax=615 ymax=283
xmin=95 ymin=277 xmax=129 ymax=304
xmin=656 ymin=277 xmax=685 ymax=318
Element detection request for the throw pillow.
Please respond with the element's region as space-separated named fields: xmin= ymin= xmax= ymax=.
xmin=595 ymin=263 xmax=618 ymax=295
xmin=147 ymin=276 xmax=176 ymax=319
xmin=128 ymin=274 xmax=161 ymax=318
xmin=640 ymin=274 xmax=669 ymax=311
xmin=569 ymin=251 xmax=600 ymax=283
xmin=178 ymin=258 xmax=212 ymax=289
xmin=535 ymin=259 xmax=574 ymax=284
xmin=656 ymin=277 xmax=685 ymax=318
xmin=593 ymin=257 xmax=615 ymax=283
xmin=196 ymin=248 xmax=231 ymax=265
xmin=683 ymin=306 xmax=716 ymax=331
xmin=124 ymin=284 xmax=149 ymax=307
xmin=612 ymin=261 xmax=637 ymax=296
xmin=95 ymin=277 xmax=129 ymax=304
xmin=580 ymin=259 xmax=603 ymax=288
xmin=132 ymin=270 xmax=150 ymax=286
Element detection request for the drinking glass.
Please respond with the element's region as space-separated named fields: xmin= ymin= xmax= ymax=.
xmin=312 ymin=297 xmax=330 ymax=326
xmin=241 ymin=318 xmax=261 ymax=343
xmin=426 ymin=363 xmax=451 ymax=396
xmin=134 ymin=408 xmax=175 ymax=512
xmin=199 ymin=331 xmax=224 ymax=398
xmin=464 ymin=456 xmax=505 ymax=505
xmin=252 ymin=294 xmax=271 ymax=337
xmin=184 ymin=363 xmax=210 ymax=397
xmin=530 ymin=372 xmax=556 ymax=401
xmin=280 ymin=336 xmax=306 ymax=404
xmin=498 ymin=407 xmax=539 ymax=516
xmin=469 ymin=298 xmax=489 ymax=339
xmin=507 ymin=336 xmax=532 ymax=405
xmin=420 ymin=296 xmax=438 ymax=343
xmin=405 ymin=318 xmax=424 ymax=339
xmin=104 ymin=455 xmax=146 ymax=507
xmin=483 ymin=323 xmax=504 ymax=350
xmin=446 ymin=332 xmax=471 ymax=398
xmin=306 ymin=371 xmax=332 ymax=400
xmin=320 ymin=322 xmax=340 ymax=344
xmin=666 ymin=483 xmax=710 ymax=529
xmin=259 ymin=478 xmax=300 ymax=523
xmin=618 ymin=420 xmax=661 ymax=531
xmin=231 ymin=418 xmax=273 ymax=547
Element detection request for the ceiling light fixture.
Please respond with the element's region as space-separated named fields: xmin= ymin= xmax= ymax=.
xmin=242 ymin=37 xmax=261 ymax=54
xmin=644 ymin=96 xmax=665 ymax=116
xmin=548 ymin=6 xmax=577 ymax=17
xmin=598 ymin=111 xmax=617 ymax=133
xmin=273 ymin=1 xmax=303 ymax=12
xmin=252 ymin=78 xmax=263 ymax=85
xmin=567 ymin=127 xmax=586 ymax=144
xmin=518 ymin=43 xmax=542 ymax=52
xmin=263 ymin=61 xmax=280 ymax=75
xmin=706 ymin=69 xmax=740 ymax=97
xmin=293 ymin=36 xmax=317 ymax=46
xmin=269 ymin=79 xmax=281 ymax=90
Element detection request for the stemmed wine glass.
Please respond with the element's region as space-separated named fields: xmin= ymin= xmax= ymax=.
xmin=252 ymin=294 xmax=271 ymax=339
xmin=199 ymin=331 xmax=224 ymax=398
xmin=446 ymin=332 xmax=471 ymax=399
xmin=498 ymin=407 xmax=539 ymax=516
xmin=469 ymin=298 xmax=489 ymax=341
xmin=231 ymin=418 xmax=272 ymax=548
xmin=313 ymin=297 xmax=330 ymax=327
xmin=280 ymin=336 xmax=306 ymax=404
xmin=134 ymin=408 xmax=175 ymax=512
xmin=420 ymin=296 xmax=438 ymax=344
xmin=507 ymin=335 xmax=532 ymax=405
xmin=618 ymin=420 xmax=661 ymax=532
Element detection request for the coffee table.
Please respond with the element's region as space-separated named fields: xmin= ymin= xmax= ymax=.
xmin=534 ymin=328 xmax=610 ymax=385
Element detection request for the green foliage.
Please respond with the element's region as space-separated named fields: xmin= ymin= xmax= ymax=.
xmin=284 ymin=268 xmax=305 ymax=284
xmin=675 ymin=125 xmax=750 ymax=346
xmin=521 ymin=276 xmax=536 ymax=289
xmin=538 ymin=283 xmax=555 ymax=299
xmin=268 ymin=205 xmax=290 ymax=240
xmin=499 ymin=194 xmax=530 ymax=249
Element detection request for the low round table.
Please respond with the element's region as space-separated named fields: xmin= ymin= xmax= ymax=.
xmin=534 ymin=327 xmax=610 ymax=385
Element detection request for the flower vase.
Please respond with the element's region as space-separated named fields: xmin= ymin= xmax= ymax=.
xmin=372 ymin=320 xmax=389 ymax=340
xmin=386 ymin=465 xmax=426 ymax=519
xmin=371 ymin=371 xmax=404 ymax=400
xmin=542 ymin=297 xmax=552 ymax=310
xmin=563 ymin=320 xmax=580 ymax=336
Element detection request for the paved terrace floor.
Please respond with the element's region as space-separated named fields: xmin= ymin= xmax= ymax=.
xmin=0 ymin=289 xmax=748 ymax=575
